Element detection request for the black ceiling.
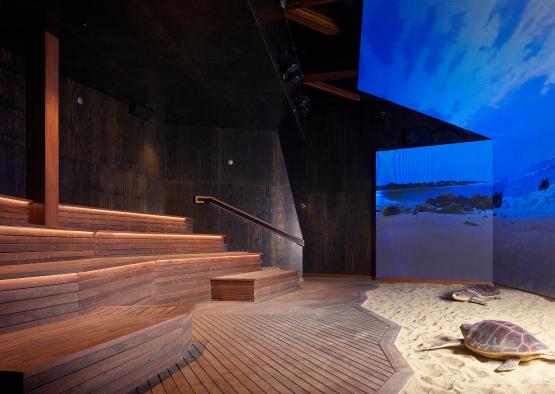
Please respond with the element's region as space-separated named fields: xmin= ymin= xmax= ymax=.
xmin=289 ymin=0 xmax=362 ymax=74
xmin=0 ymin=0 xmax=287 ymax=130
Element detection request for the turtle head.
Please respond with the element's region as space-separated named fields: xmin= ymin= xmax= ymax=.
xmin=460 ymin=323 xmax=472 ymax=337
xmin=452 ymin=290 xmax=471 ymax=302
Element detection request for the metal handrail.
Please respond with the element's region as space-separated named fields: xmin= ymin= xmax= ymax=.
xmin=195 ymin=196 xmax=305 ymax=247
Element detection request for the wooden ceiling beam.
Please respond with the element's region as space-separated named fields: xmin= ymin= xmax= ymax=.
xmin=285 ymin=0 xmax=340 ymax=9
xmin=284 ymin=8 xmax=340 ymax=35
xmin=304 ymin=81 xmax=360 ymax=101
xmin=304 ymin=69 xmax=358 ymax=82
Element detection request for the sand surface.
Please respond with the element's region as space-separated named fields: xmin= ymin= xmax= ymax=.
xmin=376 ymin=212 xmax=492 ymax=281
xmin=363 ymin=283 xmax=555 ymax=394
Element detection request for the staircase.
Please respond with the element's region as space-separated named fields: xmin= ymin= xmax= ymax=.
xmin=0 ymin=194 xmax=299 ymax=392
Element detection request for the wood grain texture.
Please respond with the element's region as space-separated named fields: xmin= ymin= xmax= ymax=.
xmin=284 ymin=8 xmax=340 ymax=35
xmin=142 ymin=278 xmax=413 ymax=394
xmin=0 ymin=225 xmax=225 ymax=266
xmin=165 ymin=127 xmax=302 ymax=272
xmin=59 ymin=204 xmax=193 ymax=233
xmin=0 ymin=195 xmax=30 ymax=226
xmin=210 ymin=270 xmax=299 ymax=301
xmin=0 ymin=304 xmax=193 ymax=393
xmin=0 ymin=251 xmax=261 ymax=332
xmin=281 ymin=99 xmax=486 ymax=276
xmin=44 ymin=31 xmax=59 ymax=227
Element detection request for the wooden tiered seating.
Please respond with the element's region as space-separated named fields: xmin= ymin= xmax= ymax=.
xmin=0 ymin=195 xmax=297 ymax=391
xmin=0 ymin=195 xmax=30 ymax=226
xmin=0 ymin=194 xmax=194 ymax=233
xmin=0 ymin=304 xmax=193 ymax=393
xmin=59 ymin=204 xmax=193 ymax=233
xmin=0 ymin=252 xmax=261 ymax=333
xmin=211 ymin=270 xmax=300 ymax=301
xmin=0 ymin=225 xmax=225 ymax=265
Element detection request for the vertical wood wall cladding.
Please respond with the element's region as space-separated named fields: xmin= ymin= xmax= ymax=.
xmin=164 ymin=127 xmax=302 ymax=271
xmin=0 ymin=48 xmax=26 ymax=197
xmin=0 ymin=48 xmax=301 ymax=271
xmin=292 ymin=99 xmax=487 ymax=276
xmin=59 ymin=77 xmax=166 ymax=214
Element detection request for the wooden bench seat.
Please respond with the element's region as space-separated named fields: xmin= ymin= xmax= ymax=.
xmin=0 ymin=304 xmax=193 ymax=393
xmin=0 ymin=252 xmax=261 ymax=333
xmin=59 ymin=204 xmax=194 ymax=233
xmin=0 ymin=194 xmax=194 ymax=233
xmin=0 ymin=195 xmax=30 ymax=227
xmin=0 ymin=225 xmax=226 ymax=266
xmin=210 ymin=270 xmax=300 ymax=302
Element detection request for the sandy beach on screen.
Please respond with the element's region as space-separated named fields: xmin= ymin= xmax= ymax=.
xmin=376 ymin=212 xmax=493 ymax=280
xmin=363 ymin=283 xmax=555 ymax=394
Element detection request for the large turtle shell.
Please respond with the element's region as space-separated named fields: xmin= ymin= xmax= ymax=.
xmin=465 ymin=320 xmax=548 ymax=356
xmin=464 ymin=284 xmax=500 ymax=297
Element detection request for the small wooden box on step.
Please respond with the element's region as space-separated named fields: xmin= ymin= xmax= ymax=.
xmin=210 ymin=270 xmax=300 ymax=302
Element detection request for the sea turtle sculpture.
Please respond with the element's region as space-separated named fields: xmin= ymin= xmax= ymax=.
xmin=421 ymin=320 xmax=555 ymax=372
xmin=451 ymin=284 xmax=501 ymax=305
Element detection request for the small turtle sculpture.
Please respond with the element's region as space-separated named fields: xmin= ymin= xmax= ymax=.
xmin=451 ymin=284 xmax=501 ymax=305
xmin=421 ymin=320 xmax=555 ymax=372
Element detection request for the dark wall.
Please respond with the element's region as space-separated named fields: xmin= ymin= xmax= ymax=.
xmin=0 ymin=47 xmax=301 ymax=271
xmin=298 ymin=102 xmax=374 ymax=275
xmin=0 ymin=48 xmax=166 ymax=213
xmin=60 ymin=78 xmax=166 ymax=213
xmin=165 ymin=126 xmax=302 ymax=270
xmin=0 ymin=48 xmax=26 ymax=197
xmin=289 ymin=97 xmax=487 ymax=276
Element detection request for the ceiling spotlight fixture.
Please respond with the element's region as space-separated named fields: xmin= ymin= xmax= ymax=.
xmin=292 ymin=95 xmax=311 ymax=115
xmin=282 ymin=62 xmax=303 ymax=84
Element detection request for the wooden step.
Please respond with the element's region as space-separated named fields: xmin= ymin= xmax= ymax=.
xmin=0 ymin=252 xmax=261 ymax=333
xmin=0 ymin=304 xmax=193 ymax=393
xmin=0 ymin=194 xmax=194 ymax=233
xmin=211 ymin=270 xmax=300 ymax=302
xmin=59 ymin=204 xmax=194 ymax=233
xmin=0 ymin=195 xmax=30 ymax=227
xmin=0 ymin=225 xmax=226 ymax=265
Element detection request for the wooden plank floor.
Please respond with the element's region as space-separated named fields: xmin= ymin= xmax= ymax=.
xmin=136 ymin=278 xmax=413 ymax=394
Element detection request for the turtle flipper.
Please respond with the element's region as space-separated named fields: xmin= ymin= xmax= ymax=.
xmin=469 ymin=296 xmax=487 ymax=305
xmin=418 ymin=339 xmax=464 ymax=351
xmin=495 ymin=358 xmax=520 ymax=372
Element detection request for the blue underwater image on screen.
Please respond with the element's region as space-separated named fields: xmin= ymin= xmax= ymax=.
xmin=360 ymin=0 xmax=555 ymax=187
xmin=363 ymin=0 xmax=555 ymax=294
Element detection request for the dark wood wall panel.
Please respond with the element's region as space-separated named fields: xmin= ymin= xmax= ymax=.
xmin=0 ymin=46 xmax=301 ymax=271
xmin=0 ymin=48 xmax=26 ymax=197
xmin=288 ymin=98 xmax=486 ymax=276
xmin=165 ymin=127 xmax=302 ymax=271
xmin=60 ymin=78 xmax=166 ymax=213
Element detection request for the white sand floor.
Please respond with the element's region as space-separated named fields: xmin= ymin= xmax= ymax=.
xmin=364 ymin=283 xmax=555 ymax=394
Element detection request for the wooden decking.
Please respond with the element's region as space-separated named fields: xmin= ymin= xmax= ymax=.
xmin=138 ymin=278 xmax=413 ymax=394
xmin=0 ymin=304 xmax=193 ymax=393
